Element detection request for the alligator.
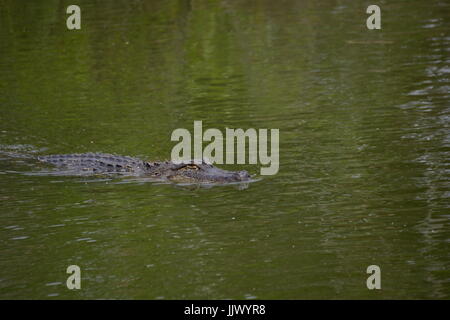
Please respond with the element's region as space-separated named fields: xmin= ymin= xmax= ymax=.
xmin=37 ymin=153 xmax=251 ymax=184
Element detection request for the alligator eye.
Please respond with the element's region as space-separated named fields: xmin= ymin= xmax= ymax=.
xmin=178 ymin=164 xmax=200 ymax=171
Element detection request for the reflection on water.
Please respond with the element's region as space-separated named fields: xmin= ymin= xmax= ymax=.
xmin=0 ymin=0 xmax=449 ymax=299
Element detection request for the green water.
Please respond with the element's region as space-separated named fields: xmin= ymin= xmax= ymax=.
xmin=0 ymin=0 xmax=449 ymax=299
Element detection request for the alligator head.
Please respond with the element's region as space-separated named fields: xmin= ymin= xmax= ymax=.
xmin=146 ymin=161 xmax=251 ymax=184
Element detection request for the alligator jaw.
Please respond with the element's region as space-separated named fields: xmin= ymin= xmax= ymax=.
xmin=167 ymin=169 xmax=251 ymax=184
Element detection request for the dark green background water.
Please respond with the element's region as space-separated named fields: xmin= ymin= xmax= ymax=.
xmin=0 ymin=0 xmax=449 ymax=299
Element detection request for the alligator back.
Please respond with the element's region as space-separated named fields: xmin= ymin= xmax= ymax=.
xmin=38 ymin=153 xmax=148 ymax=174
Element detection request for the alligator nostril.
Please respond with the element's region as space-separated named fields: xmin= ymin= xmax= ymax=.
xmin=238 ymin=170 xmax=250 ymax=180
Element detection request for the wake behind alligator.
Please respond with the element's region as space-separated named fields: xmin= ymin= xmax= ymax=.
xmin=37 ymin=153 xmax=252 ymax=184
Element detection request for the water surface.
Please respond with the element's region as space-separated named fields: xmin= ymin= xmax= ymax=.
xmin=0 ymin=0 xmax=449 ymax=299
